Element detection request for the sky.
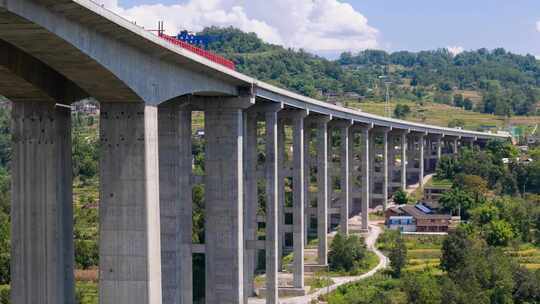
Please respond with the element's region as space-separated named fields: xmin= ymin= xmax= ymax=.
xmin=97 ymin=0 xmax=540 ymax=59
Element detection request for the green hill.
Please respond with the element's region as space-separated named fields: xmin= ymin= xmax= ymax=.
xmin=200 ymin=27 xmax=540 ymax=118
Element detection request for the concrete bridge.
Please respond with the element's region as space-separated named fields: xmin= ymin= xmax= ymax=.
xmin=0 ymin=1 xmax=508 ymax=303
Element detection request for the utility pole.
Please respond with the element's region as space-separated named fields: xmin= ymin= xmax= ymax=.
xmin=379 ymin=75 xmax=391 ymax=117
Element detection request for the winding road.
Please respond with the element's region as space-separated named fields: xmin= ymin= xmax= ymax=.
xmin=249 ymin=220 xmax=389 ymax=304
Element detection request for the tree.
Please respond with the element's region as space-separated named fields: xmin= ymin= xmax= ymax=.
xmin=393 ymin=188 xmax=409 ymax=205
xmin=435 ymin=155 xmax=458 ymax=180
xmin=393 ymin=104 xmax=411 ymax=119
xmin=328 ymin=233 xmax=367 ymax=273
xmin=389 ymin=233 xmax=407 ymax=278
xmin=0 ymin=211 xmax=9 ymax=284
xmin=440 ymin=227 xmax=473 ymax=274
xmin=484 ymin=219 xmax=515 ymax=246
xmin=512 ymin=267 xmax=540 ymax=303
xmin=453 ymin=94 xmax=464 ymax=107
xmin=453 ymin=174 xmax=488 ymax=201
xmin=439 ymin=188 xmax=476 ymax=218
xmin=448 ymin=118 xmax=465 ymax=128
xmin=402 ymin=271 xmax=441 ymax=304
xmin=463 ymin=98 xmax=473 ymax=110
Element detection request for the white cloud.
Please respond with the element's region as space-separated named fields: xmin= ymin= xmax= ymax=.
xmin=447 ymin=46 xmax=464 ymax=56
xmin=537 ymin=20 xmax=540 ymax=32
xmin=95 ymin=0 xmax=379 ymax=53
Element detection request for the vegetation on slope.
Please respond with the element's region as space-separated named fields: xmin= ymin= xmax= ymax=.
xmin=201 ymin=27 xmax=540 ymax=118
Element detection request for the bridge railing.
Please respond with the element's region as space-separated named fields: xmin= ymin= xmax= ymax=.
xmin=158 ymin=33 xmax=236 ymax=70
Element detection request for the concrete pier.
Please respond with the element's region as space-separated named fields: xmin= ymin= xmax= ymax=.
xmin=99 ymin=102 xmax=162 ymax=304
xmin=158 ymin=104 xmax=193 ymax=304
xmin=437 ymin=136 xmax=443 ymax=160
xmin=339 ymin=123 xmax=351 ymax=235
xmin=265 ymin=110 xmax=279 ymax=304
xmin=361 ymin=127 xmax=370 ymax=231
xmin=204 ymin=106 xmax=244 ymax=303
xmin=400 ymin=132 xmax=408 ymax=190
xmin=243 ymin=111 xmax=258 ymax=301
xmin=419 ymin=134 xmax=425 ymax=184
xmin=382 ymin=130 xmax=389 ymax=210
xmin=277 ymin=118 xmax=286 ymax=271
xmin=11 ymin=101 xmax=75 ymax=304
xmin=316 ymin=118 xmax=329 ymax=265
xmin=292 ymin=112 xmax=306 ymax=289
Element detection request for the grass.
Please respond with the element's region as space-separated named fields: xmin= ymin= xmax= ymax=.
xmin=346 ymin=99 xmax=540 ymax=132
xmin=369 ymin=211 xmax=385 ymax=221
xmin=76 ymin=282 xmax=98 ymax=304
xmin=306 ymin=272 xmax=334 ymax=291
xmin=377 ymin=229 xmax=445 ymax=273
xmin=327 ymin=250 xmax=380 ymax=277
xmin=426 ymin=177 xmax=453 ymax=188
xmin=321 ymin=273 xmax=406 ymax=304
xmin=505 ymin=243 xmax=540 ymax=269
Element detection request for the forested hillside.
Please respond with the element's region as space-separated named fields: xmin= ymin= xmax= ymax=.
xmin=201 ymin=27 xmax=540 ymax=117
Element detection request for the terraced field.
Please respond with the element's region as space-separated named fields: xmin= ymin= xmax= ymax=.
xmin=346 ymin=100 xmax=539 ymax=133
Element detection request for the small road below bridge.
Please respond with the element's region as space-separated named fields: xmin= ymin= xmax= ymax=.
xmin=249 ymin=219 xmax=389 ymax=304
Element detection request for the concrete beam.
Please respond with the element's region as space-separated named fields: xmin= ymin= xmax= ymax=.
xmin=11 ymin=101 xmax=74 ymax=304
xmin=0 ymin=39 xmax=87 ymax=103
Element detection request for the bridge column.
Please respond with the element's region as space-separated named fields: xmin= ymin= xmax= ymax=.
xmin=361 ymin=127 xmax=371 ymax=231
xmin=11 ymin=101 xmax=74 ymax=304
xmin=99 ymin=102 xmax=162 ymax=304
xmin=204 ymin=101 xmax=247 ymax=303
xmin=277 ymin=118 xmax=285 ymax=271
xmin=437 ymin=136 xmax=443 ymax=160
xmin=419 ymin=134 xmax=425 ymax=186
xmin=264 ymin=109 xmax=280 ymax=304
xmin=338 ymin=122 xmax=352 ymax=235
xmin=453 ymin=138 xmax=459 ymax=155
xmin=382 ymin=129 xmax=389 ymax=210
xmin=243 ymin=111 xmax=257 ymax=302
xmin=400 ymin=132 xmax=408 ymax=190
xmin=158 ymin=104 xmax=192 ymax=304
xmin=292 ymin=111 xmax=307 ymax=289
xmin=316 ymin=118 xmax=330 ymax=265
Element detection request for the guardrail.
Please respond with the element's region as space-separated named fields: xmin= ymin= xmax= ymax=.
xmin=158 ymin=33 xmax=236 ymax=70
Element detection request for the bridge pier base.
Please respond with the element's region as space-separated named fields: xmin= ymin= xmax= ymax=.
xmin=99 ymin=102 xmax=162 ymax=304
xmin=11 ymin=101 xmax=74 ymax=304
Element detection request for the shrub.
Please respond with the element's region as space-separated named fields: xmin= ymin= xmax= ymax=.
xmin=328 ymin=233 xmax=367 ymax=273
xmin=393 ymin=189 xmax=409 ymax=205
xmin=0 ymin=285 xmax=9 ymax=304
xmin=389 ymin=233 xmax=407 ymax=278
